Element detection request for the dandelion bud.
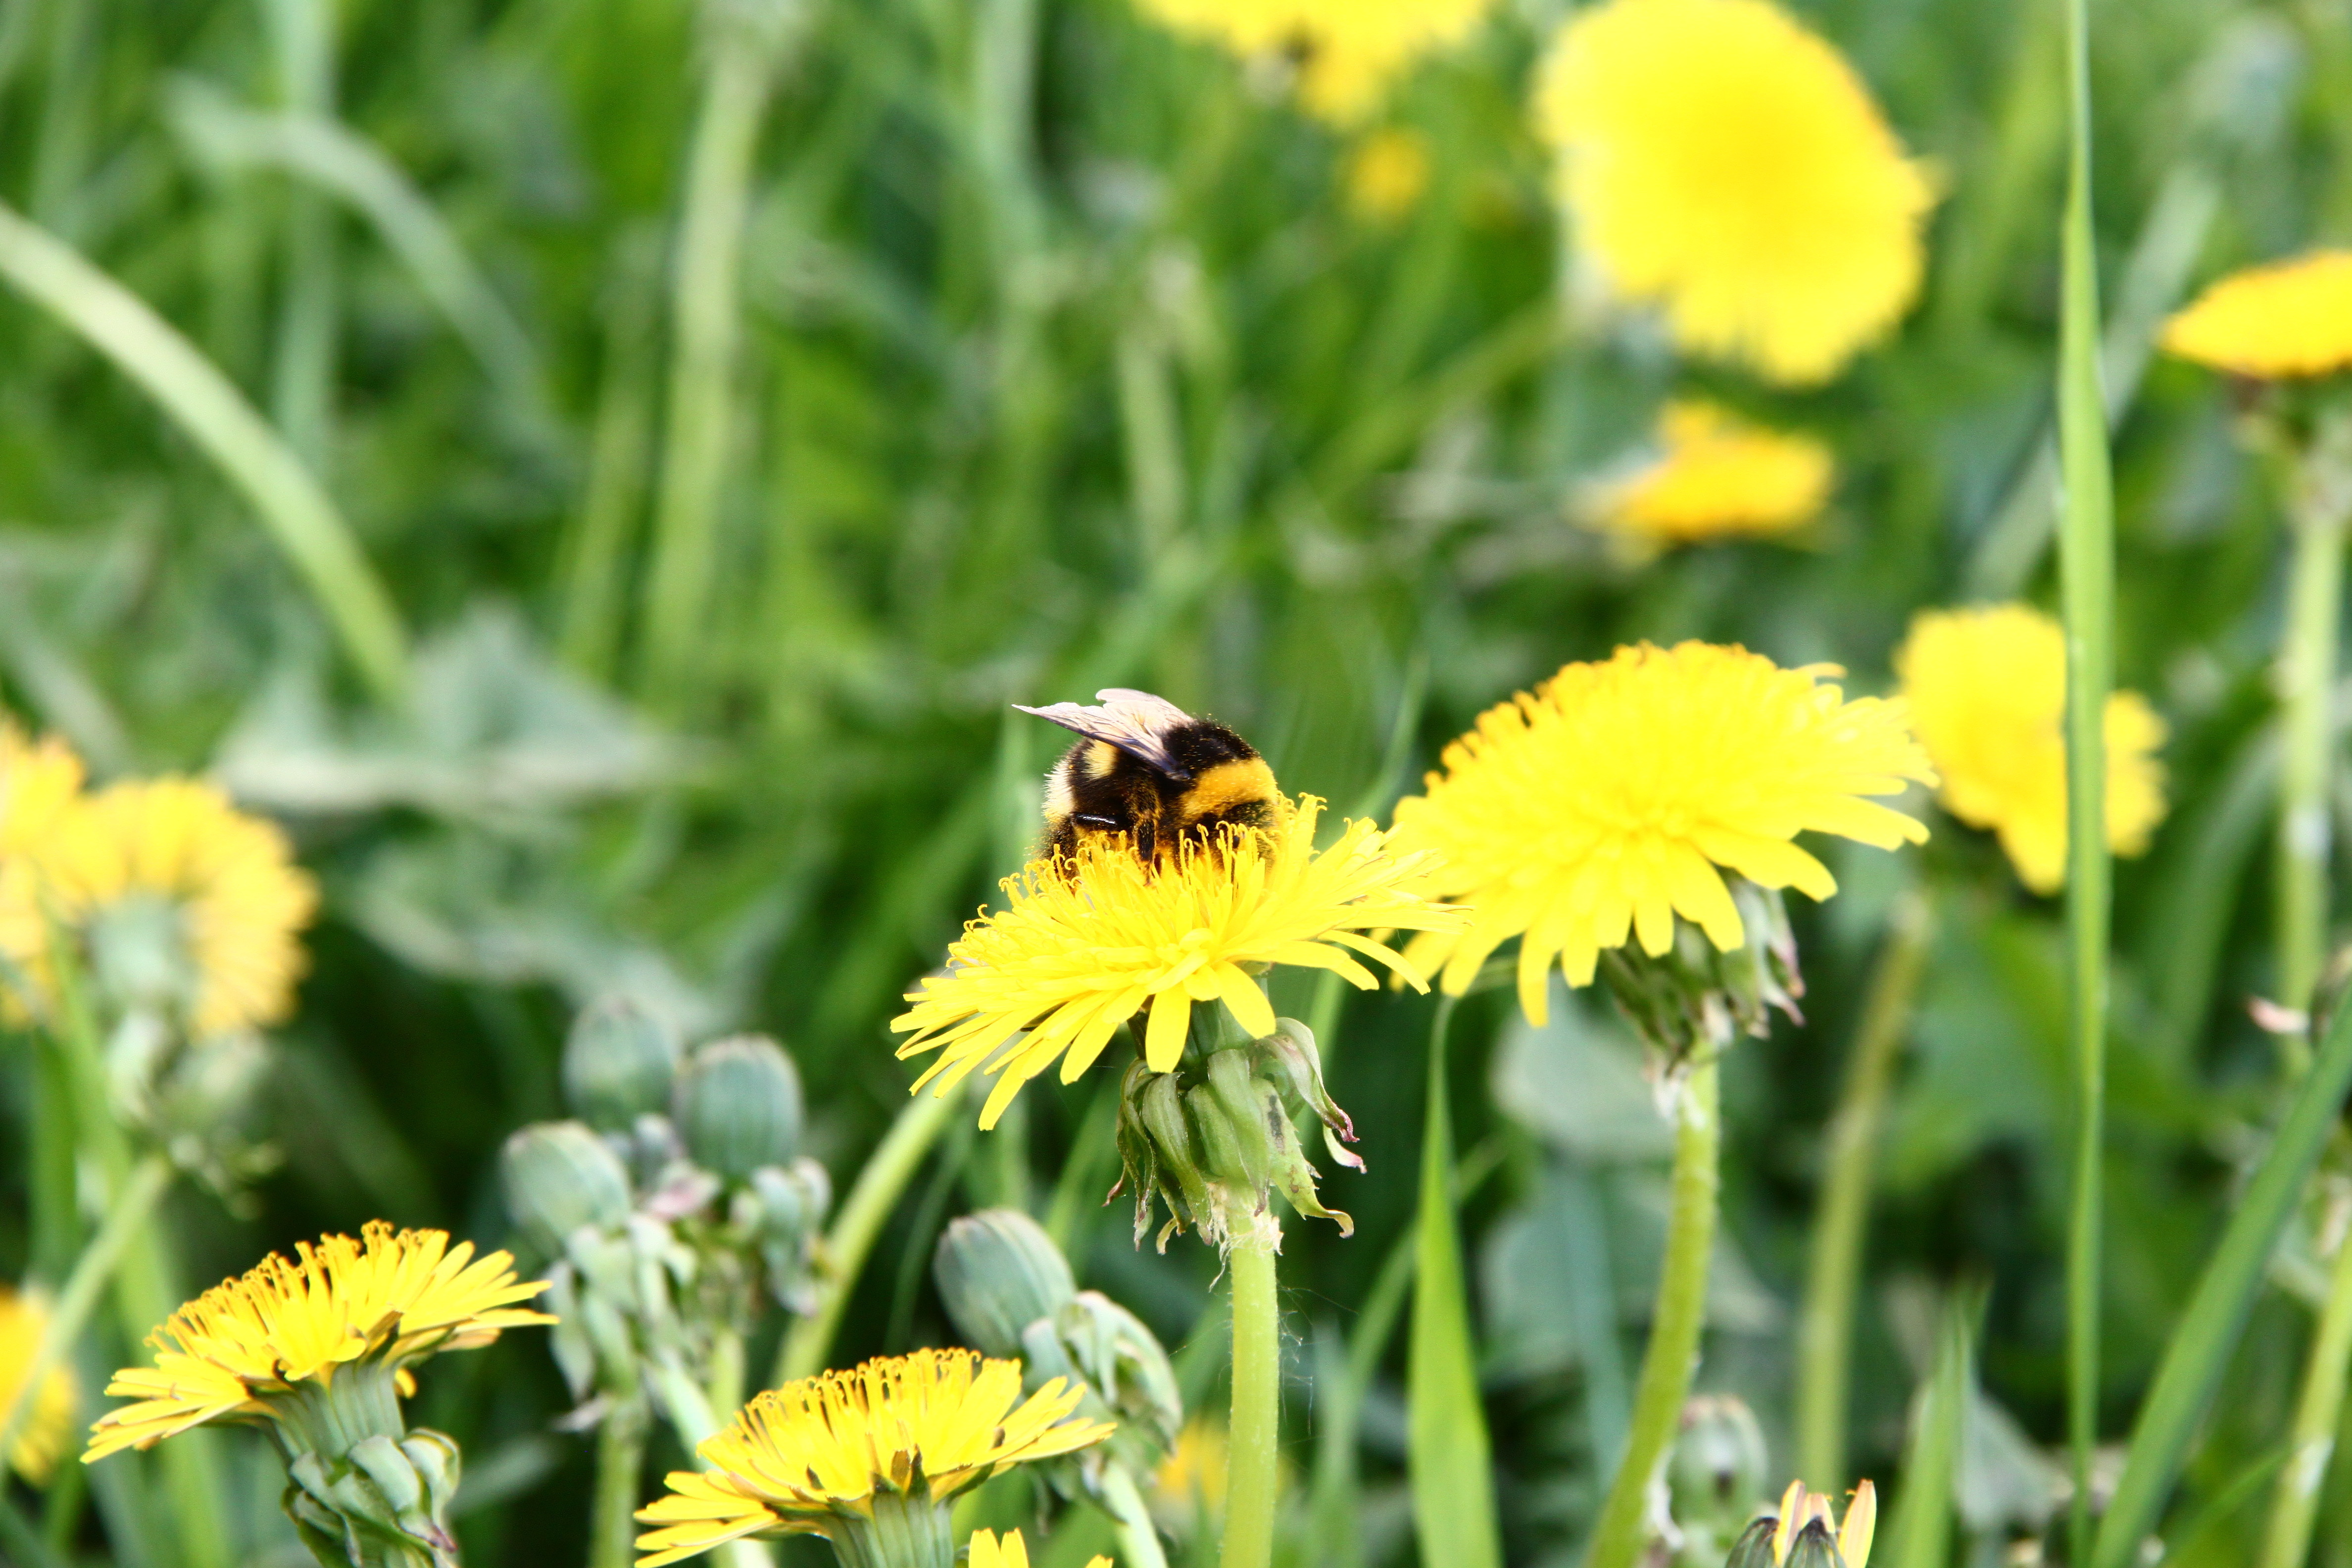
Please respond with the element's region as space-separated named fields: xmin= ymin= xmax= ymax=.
xmin=934 ymin=1210 xmax=1077 ymax=1357
xmin=563 ymin=997 xmax=681 ymax=1132
xmin=673 ymin=1035 xmax=805 ymax=1183
xmin=1052 ymin=1291 xmax=1183 ymax=1461
xmin=1670 ymin=1396 xmax=1767 ymax=1559
xmin=500 ymin=1122 xmax=635 ymax=1258
xmin=1723 ymin=1517 xmax=1779 ymax=1568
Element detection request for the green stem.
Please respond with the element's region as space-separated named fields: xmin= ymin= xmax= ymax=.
xmin=640 ymin=17 xmax=779 ymax=710
xmin=1222 ymin=1225 xmax=1280 ymax=1568
xmin=0 ymin=1152 xmax=172 ymax=1466
xmin=2261 ymin=1202 xmax=2352 ymax=1568
xmin=777 ymin=1082 xmax=964 ymax=1384
xmin=2056 ymin=0 xmax=2117 ymax=1552
xmin=263 ymin=0 xmax=338 ymax=470
xmin=588 ymin=1396 xmax=648 ymax=1568
xmin=2279 ymin=488 xmax=2351 ymax=1025
xmin=0 ymin=200 xmax=407 ymax=703
xmin=1583 ymin=1057 xmax=1719 ymax=1568
xmin=1794 ymin=892 xmax=1933 ymax=1491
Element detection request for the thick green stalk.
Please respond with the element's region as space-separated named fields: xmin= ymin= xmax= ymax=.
xmin=640 ymin=17 xmax=779 ymax=709
xmin=1407 ymin=997 xmax=1501 ymax=1568
xmin=1583 ymin=1058 xmax=1720 ymax=1568
xmin=589 ymin=1396 xmax=648 ymax=1568
xmin=2261 ymin=1210 xmax=2352 ymax=1568
xmin=2055 ymin=0 xmax=2116 ymax=1553
xmin=777 ymin=1082 xmax=963 ymax=1384
xmin=2278 ymin=486 xmax=2351 ymax=1024
xmin=1222 ymin=1226 xmax=1281 ymax=1568
xmin=1795 ymin=892 xmax=1933 ymax=1491
xmin=0 ymin=200 xmax=407 ymax=701
xmin=0 ymin=1152 xmax=172 ymax=1465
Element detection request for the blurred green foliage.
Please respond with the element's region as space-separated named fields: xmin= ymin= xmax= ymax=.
xmin=5 ymin=0 xmax=2352 ymax=1563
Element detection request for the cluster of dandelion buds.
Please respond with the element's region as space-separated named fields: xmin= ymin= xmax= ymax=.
xmin=932 ymin=1209 xmax=1182 ymax=1532
xmin=1599 ymin=877 xmax=1804 ymax=1072
xmin=500 ymin=998 xmax=831 ymax=1438
xmin=1111 ymin=1013 xmax=1360 ymax=1252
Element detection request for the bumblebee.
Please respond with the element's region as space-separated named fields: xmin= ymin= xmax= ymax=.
xmin=1015 ymin=689 xmax=1279 ymax=864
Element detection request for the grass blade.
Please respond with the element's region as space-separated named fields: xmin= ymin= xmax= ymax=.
xmin=2088 ymin=991 xmax=2352 ymax=1568
xmin=0 ymin=199 xmax=409 ymax=702
xmin=2055 ymin=0 xmax=2117 ymax=1551
xmin=1880 ymin=1290 xmax=1976 ymax=1568
xmin=1407 ymin=997 xmax=1502 ymax=1568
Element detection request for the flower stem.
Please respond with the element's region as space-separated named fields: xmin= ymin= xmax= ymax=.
xmin=1794 ymin=891 xmax=1933 ymax=1491
xmin=777 ymin=1080 xmax=964 ymax=1385
xmin=0 ymin=1150 xmax=172 ymax=1466
xmin=589 ymin=1395 xmax=648 ymax=1568
xmin=2260 ymin=1199 xmax=2352 ymax=1568
xmin=1099 ymin=1460 xmax=1170 ymax=1568
xmin=1583 ymin=1056 xmax=1719 ymax=1568
xmin=2277 ymin=463 xmax=2352 ymax=1027
xmin=1222 ymin=1224 xmax=1281 ymax=1568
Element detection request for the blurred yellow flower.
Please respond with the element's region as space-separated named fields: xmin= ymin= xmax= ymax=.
xmin=1346 ymin=127 xmax=1431 ymax=220
xmin=0 ymin=723 xmax=86 ymax=1017
xmin=891 ymin=797 xmax=1464 ymax=1127
xmin=633 ymin=1351 xmax=1114 ymax=1567
xmin=0 ymin=1286 xmax=75 ymax=1484
xmin=1390 ymin=643 xmax=1934 ymax=1024
xmin=1136 ymin=0 xmax=1498 ymax=123
xmin=1591 ymin=400 xmax=1834 ymax=548
xmin=1533 ymin=0 xmax=1934 ymax=384
xmin=15 ymin=778 xmax=317 ymax=1034
xmin=970 ymin=1527 xmax=1110 ymax=1568
xmin=1895 ymin=605 xmax=2166 ymax=894
xmin=2161 ymin=251 xmax=2352 ymax=379
xmin=86 ymin=1222 xmax=551 ymax=1461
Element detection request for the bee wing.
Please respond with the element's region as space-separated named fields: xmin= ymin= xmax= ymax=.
xmin=1014 ymin=689 xmax=1195 ymax=778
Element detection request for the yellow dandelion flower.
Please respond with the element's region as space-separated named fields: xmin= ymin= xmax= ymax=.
xmin=633 ymin=1350 xmax=1116 ymax=1568
xmin=85 ymin=1222 xmax=553 ymax=1462
xmin=0 ymin=1287 xmax=76 ymax=1484
xmin=1894 ymin=605 xmax=2167 ymax=895
xmin=1153 ymin=1417 xmax=1228 ymax=1518
xmin=1390 ymin=642 xmax=1934 ymax=1024
xmin=1532 ymin=0 xmax=1934 ymax=384
xmin=0 ymin=723 xmax=86 ymax=1013
xmin=2160 ymin=251 xmax=2352 ymax=380
xmin=1591 ymin=400 xmax=1834 ymax=548
xmin=17 ymin=778 xmax=317 ymax=1034
xmin=970 ymin=1527 xmax=1111 ymax=1568
xmin=1135 ymin=0 xmax=1498 ymax=124
xmin=1346 ymin=126 xmax=1431 ymax=220
xmin=890 ymin=797 xmax=1466 ymax=1128
xmin=1766 ymin=1479 xmax=1877 ymax=1568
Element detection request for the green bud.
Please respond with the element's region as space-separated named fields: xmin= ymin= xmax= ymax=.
xmin=1598 ymin=877 xmax=1802 ymax=1066
xmin=500 ymin=1122 xmax=634 ymax=1258
xmin=1782 ymin=1520 xmax=1844 ymax=1568
xmin=672 ymin=1035 xmax=804 ymax=1182
xmin=934 ymin=1209 xmax=1077 ymax=1357
xmin=563 ymin=998 xmax=682 ymax=1132
xmin=1055 ymin=1291 xmax=1183 ymax=1460
xmin=1671 ymin=1395 xmax=1768 ymax=1540
xmin=1722 ymin=1517 xmax=1779 ymax=1568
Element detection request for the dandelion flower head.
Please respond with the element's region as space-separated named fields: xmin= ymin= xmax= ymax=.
xmin=1135 ymin=0 xmax=1499 ymax=123
xmin=1767 ymin=1480 xmax=1877 ymax=1568
xmin=19 ymin=777 xmax=317 ymax=1034
xmin=2160 ymin=251 xmax=2352 ymax=380
xmin=633 ymin=1350 xmax=1115 ymax=1567
xmin=971 ymin=1528 xmax=1110 ymax=1568
xmin=0 ymin=1286 xmax=75 ymax=1483
xmin=1590 ymin=400 xmax=1834 ymax=548
xmin=1389 ymin=642 xmax=1934 ymax=1024
xmin=0 ymin=723 xmax=85 ymax=1015
xmin=1895 ymin=604 xmax=2167 ymax=894
xmin=1346 ymin=127 xmax=1432 ymax=220
xmin=1533 ymin=0 xmax=1934 ymax=384
xmin=85 ymin=1222 xmax=553 ymax=1461
xmin=891 ymin=796 xmax=1466 ymax=1127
